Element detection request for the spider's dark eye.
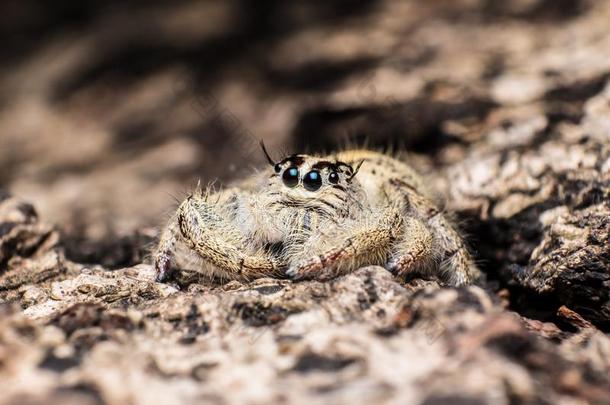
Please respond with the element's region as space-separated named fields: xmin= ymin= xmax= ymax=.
xmin=274 ymin=163 xmax=282 ymax=173
xmin=328 ymin=171 xmax=339 ymax=184
xmin=282 ymin=166 xmax=299 ymax=187
xmin=303 ymin=170 xmax=322 ymax=191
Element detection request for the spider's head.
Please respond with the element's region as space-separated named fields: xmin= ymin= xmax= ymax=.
xmin=260 ymin=142 xmax=364 ymax=215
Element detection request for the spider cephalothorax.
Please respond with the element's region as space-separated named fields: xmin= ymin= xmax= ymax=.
xmin=154 ymin=146 xmax=480 ymax=286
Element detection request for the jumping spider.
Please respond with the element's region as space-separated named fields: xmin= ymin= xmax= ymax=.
xmin=154 ymin=145 xmax=480 ymax=286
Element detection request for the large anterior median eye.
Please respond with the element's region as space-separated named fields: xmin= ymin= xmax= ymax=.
xmin=303 ymin=170 xmax=322 ymax=191
xmin=282 ymin=166 xmax=299 ymax=187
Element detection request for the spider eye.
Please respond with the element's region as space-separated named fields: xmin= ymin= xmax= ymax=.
xmin=274 ymin=163 xmax=282 ymax=173
xmin=282 ymin=166 xmax=299 ymax=187
xmin=328 ymin=171 xmax=339 ymax=184
xmin=303 ymin=170 xmax=322 ymax=191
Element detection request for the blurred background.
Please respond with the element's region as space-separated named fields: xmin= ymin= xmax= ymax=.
xmin=1 ymin=0 xmax=608 ymax=267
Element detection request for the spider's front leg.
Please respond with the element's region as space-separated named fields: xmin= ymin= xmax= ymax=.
xmin=285 ymin=206 xmax=403 ymax=281
xmin=154 ymin=189 xmax=283 ymax=282
xmin=154 ymin=214 xmax=179 ymax=282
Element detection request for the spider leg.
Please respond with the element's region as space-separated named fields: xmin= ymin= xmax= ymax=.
xmin=154 ymin=189 xmax=284 ymax=282
xmin=427 ymin=212 xmax=480 ymax=286
xmin=285 ymin=206 xmax=402 ymax=281
xmin=154 ymin=214 xmax=179 ymax=282
xmin=384 ymin=178 xmax=480 ymax=286
xmin=181 ymin=193 xmax=284 ymax=280
xmin=385 ymin=216 xmax=437 ymax=278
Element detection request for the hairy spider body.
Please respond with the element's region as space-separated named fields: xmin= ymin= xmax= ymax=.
xmin=154 ymin=149 xmax=480 ymax=286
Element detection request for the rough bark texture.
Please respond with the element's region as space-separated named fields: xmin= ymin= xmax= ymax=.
xmin=1 ymin=1 xmax=610 ymax=404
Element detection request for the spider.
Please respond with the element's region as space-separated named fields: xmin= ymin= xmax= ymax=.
xmin=154 ymin=144 xmax=480 ymax=286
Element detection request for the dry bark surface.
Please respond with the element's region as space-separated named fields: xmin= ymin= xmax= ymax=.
xmin=1 ymin=1 xmax=610 ymax=404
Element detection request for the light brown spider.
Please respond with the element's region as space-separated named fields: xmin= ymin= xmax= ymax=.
xmin=154 ymin=145 xmax=480 ymax=286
